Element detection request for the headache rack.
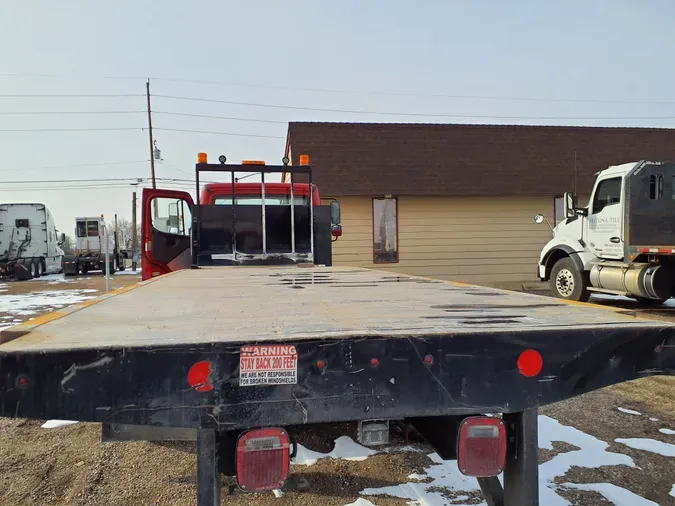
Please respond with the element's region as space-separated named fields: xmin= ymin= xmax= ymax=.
xmin=191 ymin=160 xmax=331 ymax=268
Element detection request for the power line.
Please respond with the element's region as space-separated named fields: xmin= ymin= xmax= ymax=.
xmin=0 ymin=93 xmax=143 ymax=98
xmin=0 ymin=127 xmax=142 ymax=132
xmin=156 ymin=110 xmax=675 ymax=122
xmin=154 ymin=111 xmax=286 ymax=124
xmin=1 ymin=177 xmax=195 ymax=184
xmin=4 ymin=106 xmax=675 ymax=122
xmin=154 ymin=94 xmax=675 ymax=120
xmin=1 ymin=71 xmax=673 ymax=105
xmin=155 ymin=127 xmax=284 ymax=138
xmin=0 ymin=160 xmax=149 ymax=173
xmin=0 ymin=110 xmax=144 ymax=115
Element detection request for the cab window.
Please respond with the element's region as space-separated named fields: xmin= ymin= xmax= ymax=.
xmin=76 ymin=221 xmax=86 ymax=238
xmin=151 ymin=197 xmax=192 ymax=236
xmin=87 ymin=221 xmax=99 ymax=237
xmin=213 ymin=195 xmax=309 ymax=206
xmin=592 ymin=177 xmax=622 ymax=214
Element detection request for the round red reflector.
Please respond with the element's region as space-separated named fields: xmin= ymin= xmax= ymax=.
xmin=316 ymin=359 xmax=326 ymax=370
xmin=188 ymin=361 xmax=213 ymax=392
xmin=424 ymin=354 xmax=434 ymax=365
xmin=370 ymin=358 xmax=379 ymax=367
xmin=518 ymin=350 xmax=543 ymax=377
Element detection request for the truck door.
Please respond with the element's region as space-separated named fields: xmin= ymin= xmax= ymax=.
xmin=142 ymin=189 xmax=194 ymax=280
xmin=587 ymin=176 xmax=624 ymax=259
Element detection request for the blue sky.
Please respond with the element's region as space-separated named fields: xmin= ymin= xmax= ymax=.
xmin=0 ymin=0 xmax=674 ymax=230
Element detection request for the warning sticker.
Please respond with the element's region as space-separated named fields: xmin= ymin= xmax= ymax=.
xmin=239 ymin=345 xmax=298 ymax=387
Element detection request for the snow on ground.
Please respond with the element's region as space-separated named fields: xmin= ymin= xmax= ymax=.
xmin=617 ymin=407 xmax=642 ymax=416
xmin=660 ymin=428 xmax=675 ymax=436
xmin=343 ymin=500 xmax=377 ymax=506
xmin=41 ymin=420 xmax=78 ymax=429
xmin=0 ymin=289 xmax=97 ymax=317
xmin=670 ymin=483 xmax=675 ymax=498
xmin=615 ymin=438 xmax=675 ymax=457
xmin=115 ymin=269 xmax=141 ymax=276
xmin=299 ymin=415 xmax=653 ymax=506
xmin=0 ymin=288 xmax=98 ymax=330
xmin=293 ymin=436 xmax=378 ymax=466
xmin=565 ymin=483 xmax=659 ymax=506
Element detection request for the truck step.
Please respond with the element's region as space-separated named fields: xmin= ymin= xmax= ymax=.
xmin=587 ymin=287 xmax=631 ymax=297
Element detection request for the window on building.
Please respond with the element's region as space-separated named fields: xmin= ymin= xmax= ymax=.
xmin=553 ymin=196 xmax=565 ymax=226
xmin=592 ymin=177 xmax=622 ymax=214
xmin=373 ymin=198 xmax=398 ymax=263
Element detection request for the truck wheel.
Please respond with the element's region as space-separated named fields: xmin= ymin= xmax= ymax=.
xmin=31 ymin=259 xmax=40 ymax=279
xmin=33 ymin=258 xmax=44 ymax=277
xmin=550 ymin=257 xmax=590 ymax=302
xmin=14 ymin=260 xmax=32 ymax=281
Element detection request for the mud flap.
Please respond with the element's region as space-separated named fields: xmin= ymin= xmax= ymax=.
xmin=14 ymin=262 xmax=32 ymax=281
xmin=62 ymin=256 xmax=79 ymax=276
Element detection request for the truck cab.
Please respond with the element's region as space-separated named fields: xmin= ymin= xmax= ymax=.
xmin=537 ymin=160 xmax=675 ymax=303
xmin=62 ymin=217 xmax=125 ymax=275
xmin=75 ymin=217 xmax=112 ymax=255
xmin=142 ymin=154 xmax=341 ymax=280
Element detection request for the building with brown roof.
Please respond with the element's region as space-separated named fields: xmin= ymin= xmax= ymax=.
xmin=284 ymin=122 xmax=675 ymax=287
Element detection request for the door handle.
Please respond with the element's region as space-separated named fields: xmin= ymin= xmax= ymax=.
xmin=610 ymin=237 xmax=621 ymax=243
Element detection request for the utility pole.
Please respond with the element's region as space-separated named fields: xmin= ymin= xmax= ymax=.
xmin=146 ymin=79 xmax=158 ymax=217
xmin=131 ymin=191 xmax=138 ymax=272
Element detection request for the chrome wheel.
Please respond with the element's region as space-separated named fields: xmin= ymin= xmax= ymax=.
xmin=555 ymin=268 xmax=575 ymax=298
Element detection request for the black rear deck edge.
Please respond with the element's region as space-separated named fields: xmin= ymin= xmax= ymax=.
xmin=1 ymin=326 xmax=673 ymax=429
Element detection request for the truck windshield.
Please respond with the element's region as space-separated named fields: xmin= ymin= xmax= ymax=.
xmin=213 ymin=196 xmax=309 ymax=206
xmin=76 ymin=221 xmax=86 ymax=238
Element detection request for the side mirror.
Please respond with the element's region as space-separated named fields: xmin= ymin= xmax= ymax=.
xmin=564 ymin=192 xmax=577 ymax=219
xmin=329 ymin=200 xmax=341 ymax=225
xmin=534 ymin=214 xmax=545 ymax=224
xmin=59 ymin=233 xmax=66 ymax=244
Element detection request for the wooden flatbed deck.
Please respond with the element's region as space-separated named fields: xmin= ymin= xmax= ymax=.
xmin=0 ymin=266 xmax=668 ymax=353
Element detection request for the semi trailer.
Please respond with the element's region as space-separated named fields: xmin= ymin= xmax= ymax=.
xmin=0 ymin=203 xmax=65 ymax=280
xmin=0 ymin=154 xmax=672 ymax=506
xmin=537 ymin=160 xmax=675 ymax=304
xmin=62 ymin=216 xmax=126 ymax=275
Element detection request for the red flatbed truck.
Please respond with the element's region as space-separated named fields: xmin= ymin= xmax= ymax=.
xmin=0 ymin=154 xmax=673 ymax=506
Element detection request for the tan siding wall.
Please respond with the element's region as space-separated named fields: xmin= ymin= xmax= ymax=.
xmin=329 ymin=195 xmax=555 ymax=287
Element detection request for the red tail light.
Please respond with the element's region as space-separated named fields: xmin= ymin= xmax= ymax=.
xmin=457 ymin=417 xmax=506 ymax=477
xmin=236 ymin=428 xmax=290 ymax=492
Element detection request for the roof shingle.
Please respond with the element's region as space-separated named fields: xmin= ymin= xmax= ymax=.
xmin=285 ymin=122 xmax=675 ymax=196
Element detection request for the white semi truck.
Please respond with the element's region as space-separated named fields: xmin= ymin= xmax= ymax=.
xmin=536 ymin=160 xmax=675 ymax=304
xmin=0 ymin=203 xmax=65 ymax=280
xmin=62 ymin=216 xmax=126 ymax=275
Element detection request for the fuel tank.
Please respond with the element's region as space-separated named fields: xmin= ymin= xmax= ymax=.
xmin=590 ymin=262 xmax=675 ymax=300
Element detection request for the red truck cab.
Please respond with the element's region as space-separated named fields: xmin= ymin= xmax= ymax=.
xmin=142 ymin=155 xmax=341 ymax=281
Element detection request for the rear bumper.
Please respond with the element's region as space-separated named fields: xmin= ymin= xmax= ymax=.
xmin=1 ymin=326 xmax=673 ymax=429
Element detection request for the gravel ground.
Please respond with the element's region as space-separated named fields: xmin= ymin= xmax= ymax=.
xmin=0 ymin=276 xmax=673 ymax=505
